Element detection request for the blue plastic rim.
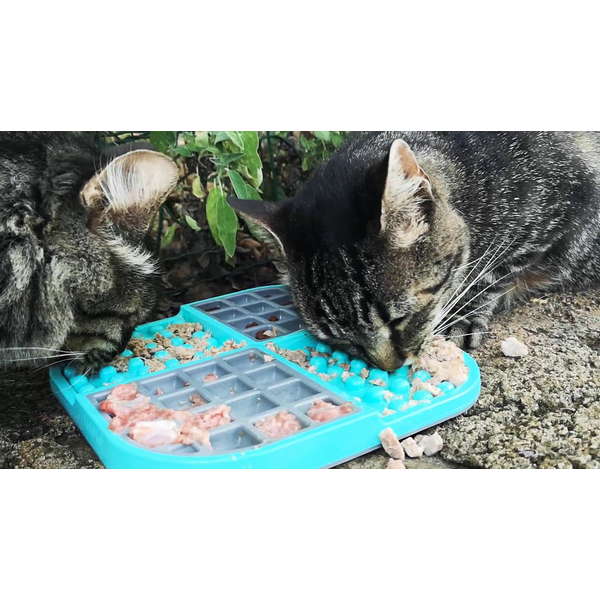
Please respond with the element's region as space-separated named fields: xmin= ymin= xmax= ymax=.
xmin=49 ymin=285 xmax=481 ymax=469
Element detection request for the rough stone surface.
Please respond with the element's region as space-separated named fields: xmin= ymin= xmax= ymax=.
xmin=1 ymin=291 xmax=599 ymax=469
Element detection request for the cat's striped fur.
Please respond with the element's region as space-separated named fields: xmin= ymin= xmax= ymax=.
xmin=0 ymin=132 xmax=177 ymax=370
xmin=230 ymin=132 xmax=600 ymax=371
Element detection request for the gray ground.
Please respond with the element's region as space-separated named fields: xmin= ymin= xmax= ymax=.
xmin=1 ymin=291 xmax=598 ymax=469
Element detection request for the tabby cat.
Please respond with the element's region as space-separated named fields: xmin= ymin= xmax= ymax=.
xmin=229 ymin=132 xmax=600 ymax=371
xmin=0 ymin=132 xmax=178 ymax=370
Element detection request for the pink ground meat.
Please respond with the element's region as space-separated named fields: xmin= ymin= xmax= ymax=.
xmin=412 ymin=338 xmax=468 ymax=387
xmin=107 ymin=403 xmax=171 ymax=433
xmin=129 ymin=419 xmax=212 ymax=448
xmin=306 ymin=400 xmax=354 ymax=422
xmin=129 ymin=420 xmax=181 ymax=448
xmin=106 ymin=382 xmax=139 ymax=401
xmin=410 ymin=378 xmax=442 ymax=397
xmin=183 ymin=405 xmax=232 ymax=430
xmin=99 ymin=381 xmax=232 ymax=438
xmin=99 ymin=393 xmax=151 ymax=418
xmin=177 ymin=422 xmax=212 ymax=447
xmin=203 ymin=373 xmax=219 ymax=383
xmin=254 ymin=411 xmax=302 ymax=440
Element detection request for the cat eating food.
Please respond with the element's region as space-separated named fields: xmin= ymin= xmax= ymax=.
xmin=229 ymin=132 xmax=600 ymax=370
xmin=0 ymin=132 xmax=178 ymax=371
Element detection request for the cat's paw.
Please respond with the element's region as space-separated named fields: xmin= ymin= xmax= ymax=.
xmin=82 ymin=348 xmax=118 ymax=372
xmin=447 ymin=317 xmax=489 ymax=350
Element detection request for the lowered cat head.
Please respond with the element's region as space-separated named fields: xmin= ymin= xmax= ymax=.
xmin=229 ymin=137 xmax=469 ymax=371
xmin=51 ymin=148 xmax=178 ymax=370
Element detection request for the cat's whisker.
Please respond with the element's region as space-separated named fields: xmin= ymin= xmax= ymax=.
xmin=436 ymin=235 xmax=509 ymax=323
xmin=0 ymin=347 xmax=84 ymax=355
xmin=439 ymin=237 xmax=499 ymax=313
xmin=0 ymin=353 xmax=82 ymax=365
xmin=434 ymin=270 xmax=515 ymax=333
xmin=451 ymin=241 xmax=498 ymax=273
xmin=442 ymin=331 xmax=492 ymax=340
xmin=434 ymin=237 xmax=515 ymax=327
xmin=435 ymin=286 xmax=516 ymax=334
xmin=31 ymin=355 xmax=82 ymax=374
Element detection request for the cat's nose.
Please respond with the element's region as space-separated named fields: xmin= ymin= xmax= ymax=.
xmin=365 ymin=343 xmax=405 ymax=372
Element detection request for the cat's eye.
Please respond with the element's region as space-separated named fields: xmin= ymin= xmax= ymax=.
xmin=390 ymin=316 xmax=408 ymax=329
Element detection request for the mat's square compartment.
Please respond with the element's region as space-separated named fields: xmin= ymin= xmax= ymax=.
xmin=211 ymin=308 xmax=246 ymax=322
xmin=141 ymin=374 xmax=190 ymax=397
xmin=227 ymin=294 xmax=260 ymax=306
xmin=184 ymin=362 xmax=231 ymax=383
xmin=278 ymin=317 xmax=304 ymax=332
xmin=273 ymin=295 xmax=294 ymax=307
xmin=245 ymin=365 xmax=293 ymax=385
xmin=262 ymin=309 xmax=297 ymax=324
xmin=268 ymin=380 xmax=321 ymax=402
xmin=254 ymin=289 xmax=287 ymax=300
xmin=229 ymin=316 xmax=267 ymax=332
xmin=196 ymin=301 xmax=226 ymax=313
xmin=160 ymin=389 xmax=209 ymax=410
xmin=224 ymin=350 xmax=265 ymax=370
xmin=295 ymin=397 xmax=357 ymax=421
xmin=251 ymin=408 xmax=310 ymax=439
xmin=243 ymin=302 xmax=273 ymax=314
xmin=205 ymin=376 xmax=254 ymax=399
xmin=226 ymin=392 xmax=279 ymax=419
xmin=210 ymin=426 xmax=262 ymax=453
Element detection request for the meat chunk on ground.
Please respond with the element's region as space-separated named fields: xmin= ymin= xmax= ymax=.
xmin=416 ymin=432 xmax=444 ymax=456
xmin=401 ymin=437 xmax=424 ymax=458
xmin=387 ymin=458 xmax=406 ymax=469
xmin=379 ymin=428 xmax=405 ymax=460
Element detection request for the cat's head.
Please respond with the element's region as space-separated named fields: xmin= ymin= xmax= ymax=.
xmin=229 ymin=137 xmax=469 ymax=371
xmin=49 ymin=147 xmax=178 ymax=370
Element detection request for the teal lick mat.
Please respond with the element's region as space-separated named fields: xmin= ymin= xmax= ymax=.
xmin=49 ymin=285 xmax=480 ymax=469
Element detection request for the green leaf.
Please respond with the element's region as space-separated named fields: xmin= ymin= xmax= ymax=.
xmin=224 ymin=131 xmax=244 ymax=148
xmin=229 ymin=170 xmax=264 ymax=241
xmin=195 ymin=131 xmax=210 ymax=147
xmin=314 ymin=131 xmax=331 ymax=142
xmin=174 ymin=146 xmax=192 ymax=157
xmin=185 ymin=215 xmax=202 ymax=231
xmin=213 ymin=152 xmax=246 ymax=167
xmin=238 ymin=131 xmax=263 ymax=187
xmin=331 ymin=132 xmax=344 ymax=147
xmin=160 ymin=223 xmax=178 ymax=249
xmin=229 ymin=169 xmax=261 ymax=200
xmin=206 ymin=186 xmax=239 ymax=258
xmin=149 ymin=131 xmax=177 ymax=153
xmin=213 ymin=131 xmax=245 ymax=149
xmin=238 ymin=131 xmax=258 ymax=153
xmin=192 ymin=177 xmax=203 ymax=198
xmin=214 ymin=132 xmax=230 ymax=144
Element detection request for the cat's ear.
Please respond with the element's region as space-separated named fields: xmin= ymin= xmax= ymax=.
xmin=82 ymin=150 xmax=178 ymax=233
xmin=227 ymin=198 xmax=286 ymax=256
xmin=381 ymin=139 xmax=433 ymax=248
